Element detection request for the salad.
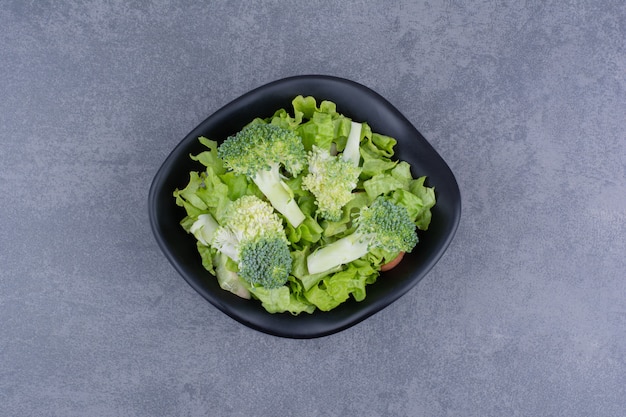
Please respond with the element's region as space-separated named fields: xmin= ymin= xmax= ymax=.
xmin=173 ymin=96 xmax=436 ymax=314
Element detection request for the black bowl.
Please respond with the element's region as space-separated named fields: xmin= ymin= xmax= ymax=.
xmin=148 ymin=75 xmax=461 ymax=338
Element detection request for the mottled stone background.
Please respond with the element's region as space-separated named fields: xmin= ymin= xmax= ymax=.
xmin=1 ymin=1 xmax=624 ymax=416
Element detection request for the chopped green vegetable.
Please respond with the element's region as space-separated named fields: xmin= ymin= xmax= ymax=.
xmin=342 ymin=121 xmax=362 ymax=166
xmin=306 ymin=197 xmax=418 ymax=275
xmin=212 ymin=195 xmax=292 ymax=289
xmin=173 ymin=96 xmax=436 ymax=314
xmin=214 ymin=251 xmax=250 ymax=299
xmin=189 ymin=213 xmax=219 ymax=246
xmin=301 ymin=145 xmax=361 ymax=221
xmin=218 ymin=123 xmax=307 ymax=227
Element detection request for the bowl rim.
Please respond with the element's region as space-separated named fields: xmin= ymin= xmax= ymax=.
xmin=148 ymin=74 xmax=461 ymax=338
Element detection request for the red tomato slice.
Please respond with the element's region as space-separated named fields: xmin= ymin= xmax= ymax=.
xmin=380 ymin=252 xmax=405 ymax=272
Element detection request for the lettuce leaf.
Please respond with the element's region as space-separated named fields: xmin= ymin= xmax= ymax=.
xmin=248 ymin=283 xmax=315 ymax=315
xmin=303 ymin=260 xmax=379 ymax=311
xmin=290 ymin=95 xmax=352 ymax=151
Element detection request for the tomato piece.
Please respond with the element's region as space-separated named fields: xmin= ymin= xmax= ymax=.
xmin=380 ymin=252 xmax=405 ymax=272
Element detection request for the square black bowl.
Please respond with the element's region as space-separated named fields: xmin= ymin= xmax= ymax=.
xmin=148 ymin=75 xmax=461 ymax=338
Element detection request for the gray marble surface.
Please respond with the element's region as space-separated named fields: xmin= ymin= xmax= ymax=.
xmin=1 ymin=1 xmax=624 ymax=416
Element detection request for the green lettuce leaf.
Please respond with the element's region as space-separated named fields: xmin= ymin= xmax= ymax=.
xmin=291 ymin=95 xmax=352 ymax=151
xmin=248 ymin=284 xmax=315 ymax=315
xmin=303 ymin=260 xmax=379 ymax=311
xmin=363 ymin=173 xmax=406 ymax=198
xmin=190 ymin=137 xmax=226 ymax=173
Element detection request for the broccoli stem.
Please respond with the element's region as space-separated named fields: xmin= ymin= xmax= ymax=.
xmin=306 ymin=232 xmax=371 ymax=274
xmin=212 ymin=227 xmax=240 ymax=262
xmin=342 ymin=121 xmax=362 ymax=166
xmin=189 ymin=213 xmax=219 ymax=246
xmin=253 ymin=164 xmax=306 ymax=228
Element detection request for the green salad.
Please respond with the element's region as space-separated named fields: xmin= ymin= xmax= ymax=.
xmin=173 ymin=96 xmax=436 ymax=314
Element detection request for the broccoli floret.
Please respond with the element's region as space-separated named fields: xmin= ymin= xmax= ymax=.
xmin=212 ymin=195 xmax=293 ymax=289
xmin=238 ymin=238 xmax=293 ymax=289
xmin=300 ymin=121 xmax=363 ymax=222
xmin=218 ymin=123 xmax=307 ymax=227
xmin=306 ymin=197 xmax=418 ymax=274
xmin=301 ymin=145 xmax=361 ymax=221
